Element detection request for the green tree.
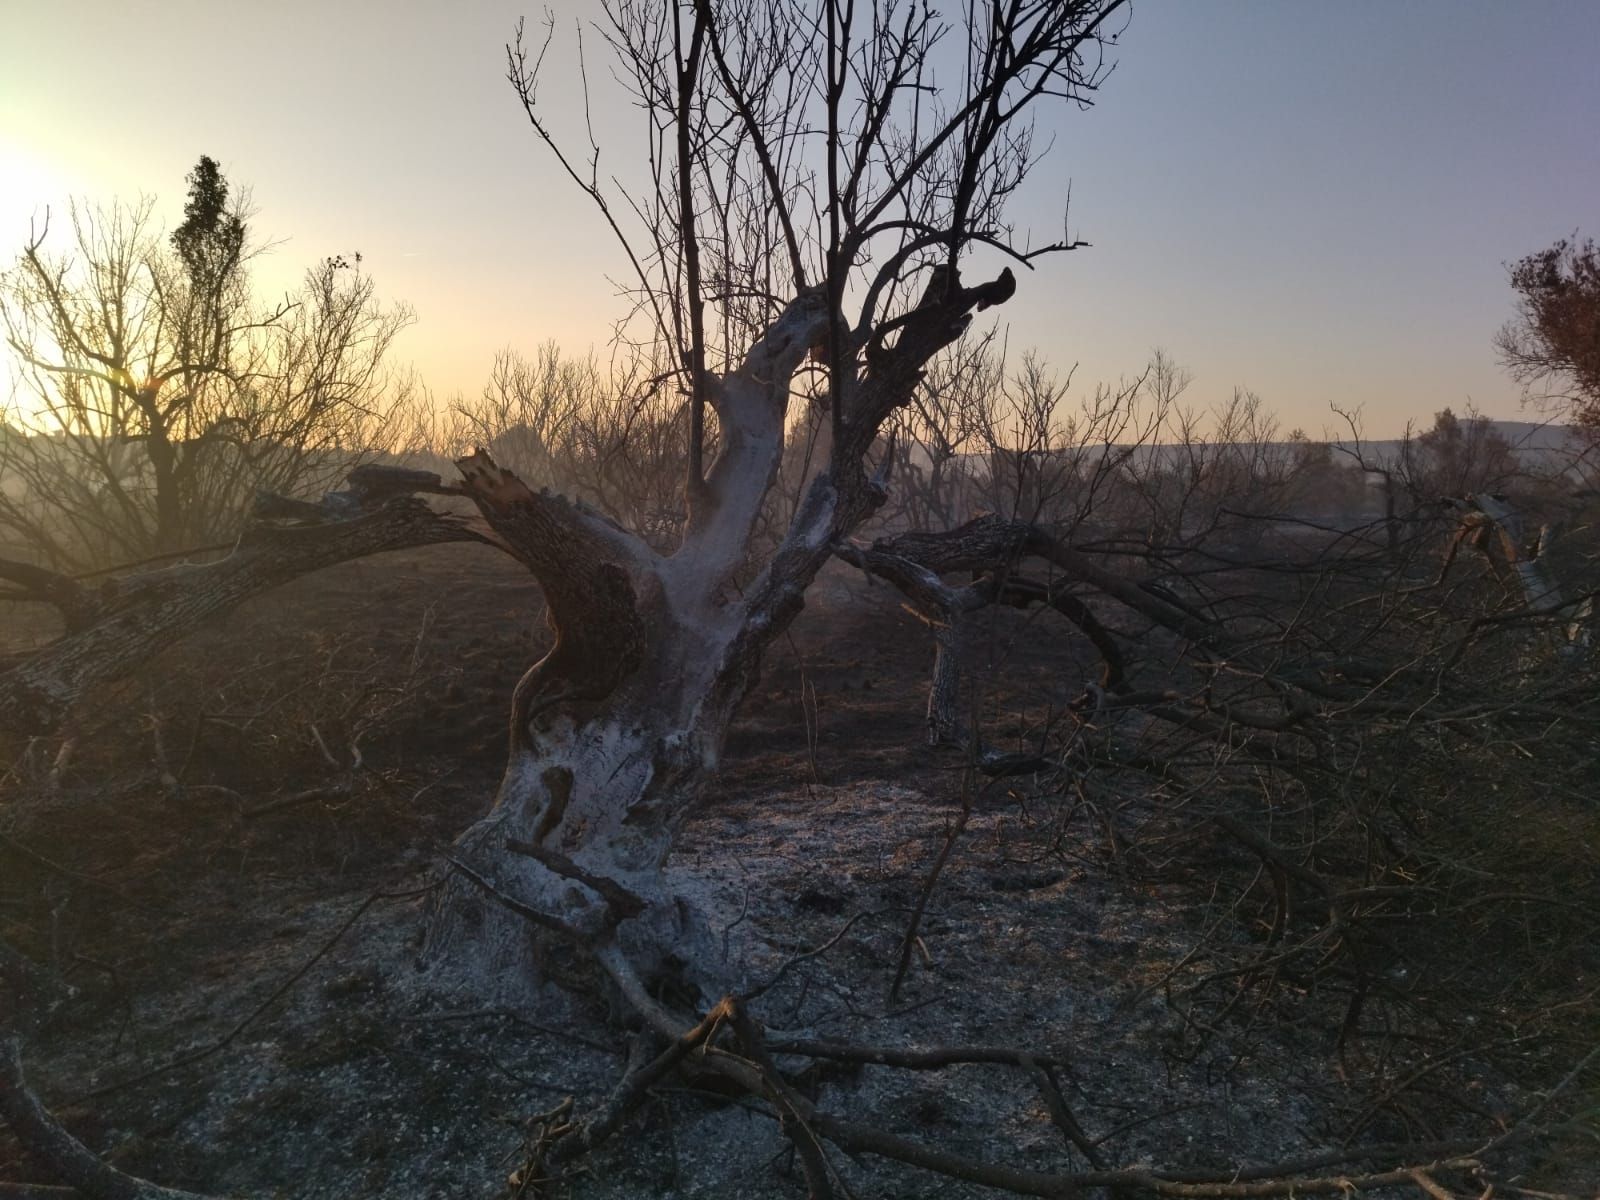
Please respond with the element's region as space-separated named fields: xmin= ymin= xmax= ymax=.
xmin=171 ymin=155 xmax=246 ymax=287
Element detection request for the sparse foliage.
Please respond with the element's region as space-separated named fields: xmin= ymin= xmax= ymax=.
xmin=1496 ymin=233 xmax=1600 ymax=430
xmin=1408 ymin=405 xmax=1519 ymax=495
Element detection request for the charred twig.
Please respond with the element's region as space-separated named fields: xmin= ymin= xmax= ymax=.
xmin=0 ymin=1182 xmax=81 ymax=1197
xmin=740 ymin=908 xmax=897 ymax=1002
xmin=504 ymin=1096 xmax=575 ymax=1199
xmin=396 ymin=1008 xmax=617 ymax=1058
xmin=504 ymin=839 xmax=647 ymax=923
xmin=0 ymin=939 xmax=75 ymax=1033
xmin=764 ymin=1038 xmax=1069 ymax=1071
xmin=239 ymin=782 xmax=350 ymax=820
xmin=440 ymin=854 xmax=591 ymax=942
xmin=1026 ymin=1060 xmax=1107 ymax=1169
xmin=0 ymin=834 xmax=162 ymax=916
xmin=889 ymin=759 xmax=981 ymax=1001
xmin=70 ymin=882 xmax=436 ymax=1103
xmin=551 ymin=999 xmax=733 ymax=1162
xmin=725 ymin=999 xmax=836 ymax=1199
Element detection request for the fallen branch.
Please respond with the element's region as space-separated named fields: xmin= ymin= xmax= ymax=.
xmin=889 ymin=759 xmax=979 ymax=1002
xmin=725 ymin=999 xmax=837 ymax=1199
xmin=0 ymin=488 xmax=495 ymax=737
xmin=763 ymin=1038 xmax=1070 ymax=1071
xmin=0 ymin=1037 xmax=223 ymax=1200
xmin=576 ymin=934 xmax=1529 ymax=1200
xmin=0 ymin=1182 xmax=80 ymax=1198
xmin=239 ymin=782 xmax=350 ymax=820
xmin=504 ymin=839 xmax=647 ymax=923
xmin=553 ymin=998 xmax=733 ymax=1160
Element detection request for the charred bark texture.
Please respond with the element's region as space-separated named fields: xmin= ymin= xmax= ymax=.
xmin=452 ymin=452 xmax=655 ymax=745
xmin=421 ymin=278 xmax=1020 ymax=995
xmin=926 ymin=616 xmax=964 ymax=746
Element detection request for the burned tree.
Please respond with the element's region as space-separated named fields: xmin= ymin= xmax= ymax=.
xmin=1496 ymin=232 xmax=1600 ymax=430
xmin=8 ymin=4 xmax=1599 ymax=1198
xmin=417 ymin=0 xmax=1130 ymax=991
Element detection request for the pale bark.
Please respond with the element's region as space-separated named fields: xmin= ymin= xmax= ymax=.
xmin=1469 ymin=493 xmax=1564 ymax=608
xmin=1467 ymin=492 xmax=1593 ymax=656
xmin=421 ymin=292 xmax=840 ymax=996
xmin=421 ymin=276 xmax=1024 ymax=995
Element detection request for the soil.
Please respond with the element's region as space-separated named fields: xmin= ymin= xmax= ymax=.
xmin=0 ymin=544 xmax=1591 ymax=1197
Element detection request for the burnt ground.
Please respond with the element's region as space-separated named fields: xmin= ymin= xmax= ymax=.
xmin=1 ymin=545 xmax=1595 ymax=1197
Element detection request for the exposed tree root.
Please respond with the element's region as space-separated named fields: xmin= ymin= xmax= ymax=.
xmin=475 ymin=876 xmax=1586 ymax=1200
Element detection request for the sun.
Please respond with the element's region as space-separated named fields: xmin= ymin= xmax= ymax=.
xmin=0 ymin=137 xmax=81 ymax=424
xmin=0 ymin=136 xmax=75 ymax=240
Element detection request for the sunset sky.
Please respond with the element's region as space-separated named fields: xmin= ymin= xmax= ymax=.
xmin=3 ymin=0 xmax=1597 ymax=437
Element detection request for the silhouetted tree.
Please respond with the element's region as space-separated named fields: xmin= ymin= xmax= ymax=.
xmin=0 ymin=157 xmax=415 ymax=567
xmin=1409 ymin=405 xmax=1518 ymax=495
xmin=171 ymin=155 xmax=245 ymax=289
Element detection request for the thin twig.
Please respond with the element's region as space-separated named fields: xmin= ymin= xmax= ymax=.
xmin=70 ymin=882 xmax=436 ymax=1102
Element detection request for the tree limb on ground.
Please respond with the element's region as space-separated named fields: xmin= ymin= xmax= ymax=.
xmin=0 ymin=469 xmax=496 ymax=737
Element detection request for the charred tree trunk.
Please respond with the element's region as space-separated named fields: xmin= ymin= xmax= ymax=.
xmin=145 ymin=424 xmax=184 ymax=556
xmin=837 ymin=516 xmax=1137 ymax=765
xmin=422 ymin=275 xmax=1019 ymax=997
xmin=926 ymin=616 xmax=965 ymax=746
xmin=421 ymin=292 xmax=843 ymax=998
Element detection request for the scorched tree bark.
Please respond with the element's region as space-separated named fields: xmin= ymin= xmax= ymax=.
xmin=419 ymin=0 xmax=1131 ymax=995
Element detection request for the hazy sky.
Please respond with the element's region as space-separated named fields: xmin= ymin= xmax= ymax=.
xmin=3 ymin=0 xmax=1597 ymax=436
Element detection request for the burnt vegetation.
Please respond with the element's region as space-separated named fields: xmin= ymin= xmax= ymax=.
xmin=3 ymin=2 xmax=1599 ymax=1198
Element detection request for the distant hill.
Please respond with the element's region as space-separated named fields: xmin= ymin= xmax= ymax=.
xmin=1329 ymin=419 xmax=1596 ymax=479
